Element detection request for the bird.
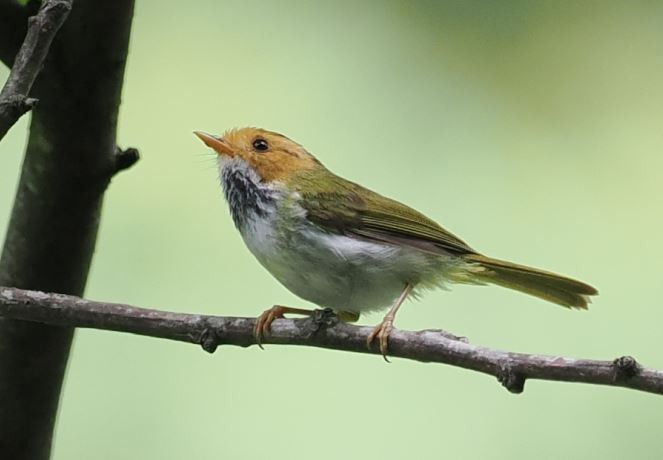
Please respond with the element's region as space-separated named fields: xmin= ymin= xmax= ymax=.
xmin=194 ymin=127 xmax=598 ymax=359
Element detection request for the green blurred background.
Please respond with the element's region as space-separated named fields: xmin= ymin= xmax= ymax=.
xmin=2 ymin=1 xmax=663 ymax=458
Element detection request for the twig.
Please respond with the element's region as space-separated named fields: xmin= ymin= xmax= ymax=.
xmin=1 ymin=286 xmax=661 ymax=396
xmin=0 ymin=0 xmax=71 ymax=140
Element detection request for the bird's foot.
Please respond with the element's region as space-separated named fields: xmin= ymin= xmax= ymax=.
xmin=367 ymin=315 xmax=395 ymax=362
xmin=254 ymin=305 xmax=315 ymax=349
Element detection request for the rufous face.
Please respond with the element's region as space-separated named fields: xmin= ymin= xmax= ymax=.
xmin=195 ymin=127 xmax=321 ymax=182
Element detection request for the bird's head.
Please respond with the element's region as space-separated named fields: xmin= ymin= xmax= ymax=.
xmin=194 ymin=127 xmax=321 ymax=182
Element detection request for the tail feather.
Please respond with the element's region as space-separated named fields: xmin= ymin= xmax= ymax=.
xmin=466 ymin=254 xmax=598 ymax=309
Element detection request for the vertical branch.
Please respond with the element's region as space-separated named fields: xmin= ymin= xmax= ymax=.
xmin=0 ymin=1 xmax=136 ymax=459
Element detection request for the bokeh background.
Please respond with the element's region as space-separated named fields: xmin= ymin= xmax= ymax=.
xmin=2 ymin=1 xmax=663 ymax=458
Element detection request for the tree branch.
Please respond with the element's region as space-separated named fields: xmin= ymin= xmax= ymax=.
xmin=1 ymin=286 xmax=661 ymax=396
xmin=0 ymin=0 xmax=71 ymax=140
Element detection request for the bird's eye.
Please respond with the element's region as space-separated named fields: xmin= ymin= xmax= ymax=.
xmin=252 ymin=138 xmax=269 ymax=152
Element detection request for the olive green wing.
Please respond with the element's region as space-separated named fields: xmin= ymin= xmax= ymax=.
xmin=296 ymin=172 xmax=476 ymax=256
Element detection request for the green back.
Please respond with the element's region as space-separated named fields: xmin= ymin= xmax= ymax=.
xmin=290 ymin=168 xmax=477 ymax=256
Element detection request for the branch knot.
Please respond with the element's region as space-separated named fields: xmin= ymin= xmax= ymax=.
xmin=304 ymin=308 xmax=338 ymax=338
xmin=113 ymin=146 xmax=140 ymax=174
xmin=199 ymin=321 xmax=219 ymax=354
xmin=613 ymin=355 xmax=640 ymax=382
xmin=497 ymin=362 xmax=526 ymax=394
xmin=0 ymin=94 xmax=38 ymax=115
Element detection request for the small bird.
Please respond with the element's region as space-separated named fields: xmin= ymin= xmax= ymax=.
xmin=195 ymin=127 xmax=597 ymax=359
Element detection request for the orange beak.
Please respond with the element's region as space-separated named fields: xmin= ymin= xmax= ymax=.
xmin=193 ymin=131 xmax=234 ymax=156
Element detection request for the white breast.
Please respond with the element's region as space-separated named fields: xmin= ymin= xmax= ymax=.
xmin=240 ymin=200 xmax=454 ymax=313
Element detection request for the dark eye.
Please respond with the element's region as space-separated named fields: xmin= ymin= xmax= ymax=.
xmin=252 ymin=138 xmax=269 ymax=152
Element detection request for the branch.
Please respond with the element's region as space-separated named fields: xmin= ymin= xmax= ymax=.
xmin=0 ymin=0 xmax=71 ymax=140
xmin=1 ymin=286 xmax=661 ymax=396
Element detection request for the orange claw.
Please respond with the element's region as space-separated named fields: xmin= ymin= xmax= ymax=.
xmin=367 ymin=316 xmax=396 ymax=362
xmin=253 ymin=305 xmax=316 ymax=349
xmin=366 ymin=283 xmax=414 ymax=362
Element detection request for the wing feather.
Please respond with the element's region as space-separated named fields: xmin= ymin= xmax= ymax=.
xmin=295 ymin=170 xmax=476 ymax=256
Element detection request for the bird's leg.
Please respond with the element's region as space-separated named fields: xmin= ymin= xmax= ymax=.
xmin=254 ymin=305 xmax=316 ymax=348
xmin=367 ymin=283 xmax=414 ymax=361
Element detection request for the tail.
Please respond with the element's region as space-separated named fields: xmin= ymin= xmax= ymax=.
xmin=465 ymin=254 xmax=598 ymax=309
